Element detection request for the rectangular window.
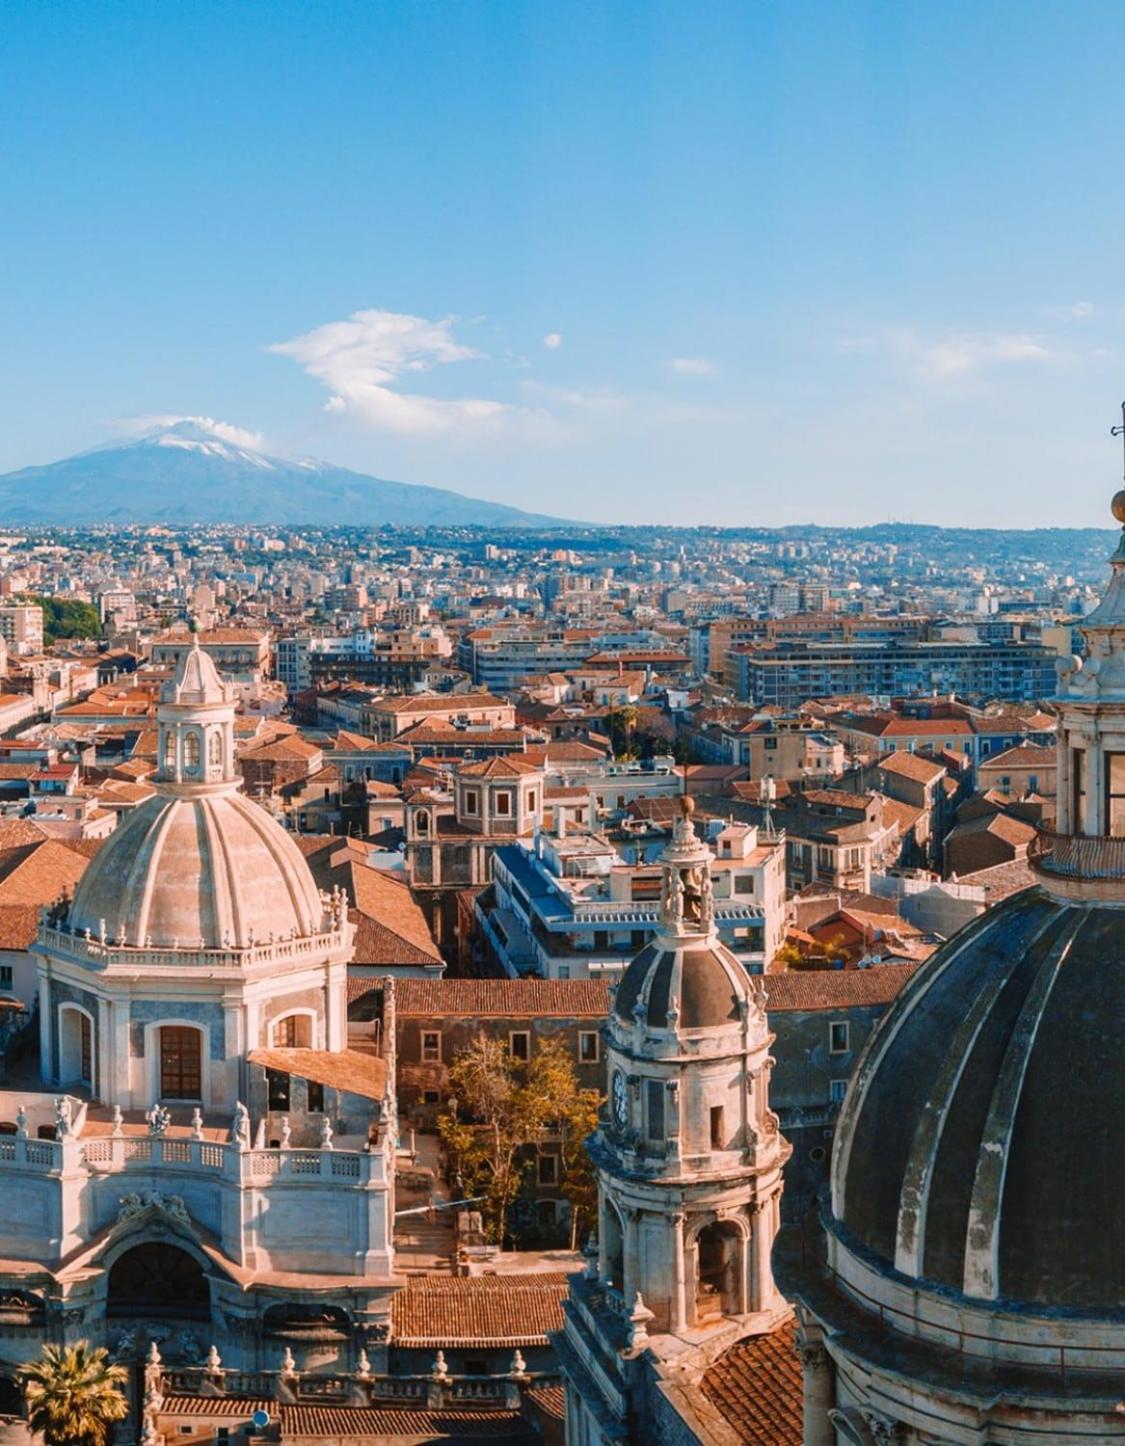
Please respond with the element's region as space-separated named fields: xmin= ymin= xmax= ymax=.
xmin=829 ymin=1021 xmax=849 ymax=1054
xmin=421 ymin=1030 xmax=441 ymax=1063
xmin=509 ymin=1031 xmax=530 ymax=1061
xmin=307 ymin=1080 xmax=324 ymax=1113
xmin=464 ymin=790 xmax=479 ymax=815
xmin=267 ymin=1068 xmax=290 ymax=1111
xmin=422 ymin=1089 xmax=440 ymax=1105
xmin=579 ymin=1031 xmax=599 ymax=1063
xmin=710 ymin=1105 xmax=725 ymax=1150
xmin=1107 ymin=752 xmax=1125 ymax=835
xmin=830 ymin=1079 xmax=848 ymax=1105
xmin=734 ymin=875 xmax=755 ymax=895
xmin=538 ymin=1153 xmax=558 ymax=1185
xmin=527 ymin=790 xmax=538 ymax=813
xmin=0 ymin=965 xmax=12 ymax=990
xmin=160 ymin=1025 xmax=201 ymax=1101
xmin=495 ymin=791 xmax=512 ymax=816
xmin=646 ymin=1079 xmax=665 ymax=1141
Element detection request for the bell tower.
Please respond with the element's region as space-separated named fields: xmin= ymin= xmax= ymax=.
xmin=559 ymin=799 xmax=791 ymax=1444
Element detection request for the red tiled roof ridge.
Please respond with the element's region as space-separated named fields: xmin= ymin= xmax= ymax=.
xmin=393 ymin=978 xmax=611 ymax=1017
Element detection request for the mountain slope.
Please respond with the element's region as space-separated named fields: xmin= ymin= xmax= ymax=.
xmin=0 ymin=421 xmax=568 ymax=527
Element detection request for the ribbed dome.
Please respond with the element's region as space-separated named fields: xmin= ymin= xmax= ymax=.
xmin=614 ymin=936 xmax=751 ymax=1030
xmin=68 ymin=790 xmax=325 ymax=949
xmin=833 ymin=884 xmax=1125 ymax=1309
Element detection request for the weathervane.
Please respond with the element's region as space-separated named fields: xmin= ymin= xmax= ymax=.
xmin=1111 ymin=401 xmax=1125 ymax=482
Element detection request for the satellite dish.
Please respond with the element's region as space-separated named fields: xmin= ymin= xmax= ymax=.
xmin=251 ymin=1409 xmax=271 ymax=1430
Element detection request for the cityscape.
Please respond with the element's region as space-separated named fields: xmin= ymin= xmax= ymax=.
xmin=2 ymin=3 xmax=1125 ymax=1445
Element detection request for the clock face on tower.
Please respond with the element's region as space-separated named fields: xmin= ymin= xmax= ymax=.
xmin=612 ymin=1070 xmax=628 ymax=1129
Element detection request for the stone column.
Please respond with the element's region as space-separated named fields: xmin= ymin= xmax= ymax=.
xmin=597 ymin=1191 xmax=610 ymax=1282
xmin=325 ymin=961 xmax=346 ymax=1052
xmin=109 ymin=997 xmax=132 ymax=1107
xmin=623 ymin=1207 xmax=642 ymax=1306
xmin=670 ymin=1211 xmax=687 ymax=1332
xmin=1085 ymin=739 xmax=1104 ymax=836
xmin=1057 ymin=740 xmax=1072 ymax=833
xmin=796 ymin=1332 xmax=835 ymax=1446
xmin=37 ymin=973 xmax=52 ymax=1082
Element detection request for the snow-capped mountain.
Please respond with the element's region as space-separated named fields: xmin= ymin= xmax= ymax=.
xmin=0 ymin=419 xmax=569 ymax=527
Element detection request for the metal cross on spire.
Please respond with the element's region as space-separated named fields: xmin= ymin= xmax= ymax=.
xmin=1111 ymin=401 xmax=1125 ymax=481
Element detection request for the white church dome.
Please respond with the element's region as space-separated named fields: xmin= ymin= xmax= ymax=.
xmin=67 ymin=788 xmax=325 ymax=949
xmin=66 ymin=634 xmax=327 ymax=950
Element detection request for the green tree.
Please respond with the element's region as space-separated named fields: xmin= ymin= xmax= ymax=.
xmin=27 ymin=596 xmax=101 ymax=645
xmin=606 ymin=705 xmax=639 ymax=759
xmin=438 ymin=1033 xmax=602 ymax=1248
xmin=19 ymin=1342 xmax=129 ymax=1446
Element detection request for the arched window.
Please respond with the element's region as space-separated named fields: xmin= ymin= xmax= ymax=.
xmin=208 ymin=731 xmax=223 ymax=773
xmin=273 ymin=1013 xmax=312 ymax=1048
xmin=163 ymin=730 xmax=176 ymax=772
xmin=183 ymin=731 xmax=201 ymax=775
xmin=416 ymin=811 xmax=429 ymax=835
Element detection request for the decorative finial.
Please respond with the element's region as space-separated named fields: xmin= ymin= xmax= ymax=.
xmin=1111 ymin=402 xmax=1125 ymax=511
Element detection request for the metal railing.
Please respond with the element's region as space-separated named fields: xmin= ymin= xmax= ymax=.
xmin=1028 ymin=828 xmax=1125 ymax=881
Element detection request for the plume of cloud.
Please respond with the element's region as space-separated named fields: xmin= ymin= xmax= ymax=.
xmin=270 ymin=309 xmax=511 ymax=436
xmin=543 ymin=332 xmax=563 ymax=349
xmin=118 ymin=415 xmax=267 ymax=449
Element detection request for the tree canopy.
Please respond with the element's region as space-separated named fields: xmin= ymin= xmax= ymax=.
xmin=28 ymin=596 xmax=101 ymax=644
xmin=19 ymin=1341 xmax=129 ymax=1446
xmin=438 ymin=1033 xmax=602 ymax=1248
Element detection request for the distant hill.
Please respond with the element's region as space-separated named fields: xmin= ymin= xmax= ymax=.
xmin=0 ymin=420 xmax=569 ymax=527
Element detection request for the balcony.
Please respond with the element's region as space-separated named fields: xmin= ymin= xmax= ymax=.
xmin=1028 ymin=828 xmax=1125 ymax=883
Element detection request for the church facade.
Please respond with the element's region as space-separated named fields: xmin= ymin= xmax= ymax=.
xmin=0 ymin=640 xmax=398 ymax=1430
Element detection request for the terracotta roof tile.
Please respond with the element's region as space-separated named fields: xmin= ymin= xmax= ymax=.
xmin=246 ymin=1047 xmax=387 ymax=1102
xmin=0 ymin=903 xmax=42 ymax=950
xmin=393 ymin=978 xmax=611 ymax=1018
xmin=700 ymin=1318 xmax=803 ymax=1445
xmin=280 ymin=1405 xmax=535 ymax=1438
xmin=763 ymin=963 xmax=921 ymax=1011
xmin=391 ymin=1274 xmax=575 ymax=1347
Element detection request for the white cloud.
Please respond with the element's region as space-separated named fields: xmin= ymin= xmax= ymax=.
xmin=669 ymin=355 xmax=716 ymax=376
xmin=270 ymin=309 xmax=512 ymax=436
xmin=1069 ymin=300 xmax=1095 ymax=318
xmin=543 ymin=332 xmax=563 ymax=350
xmin=118 ymin=414 xmax=267 ymax=449
xmin=521 ymin=380 xmax=627 ymax=412
xmin=851 ymin=329 xmax=1054 ymax=380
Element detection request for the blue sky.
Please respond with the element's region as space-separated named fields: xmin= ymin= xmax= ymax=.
xmin=1 ymin=0 xmax=1124 ymax=526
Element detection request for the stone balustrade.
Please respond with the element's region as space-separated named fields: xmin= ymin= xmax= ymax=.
xmin=37 ymin=921 xmax=352 ymax=972
xmin=0 ymin=1130 xmax=388 ymax=1185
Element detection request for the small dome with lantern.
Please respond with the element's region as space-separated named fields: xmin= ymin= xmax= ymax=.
xmin=65 ymin=634 xmax=330 ymax=950
xmin=613 ymin=796 xmax=760 ymax=1034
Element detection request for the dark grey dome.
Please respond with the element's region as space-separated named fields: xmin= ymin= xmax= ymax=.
xmin=834 ymin=884 xmax=1125 ymax=1309
xmin=614 ymin=937 xmax=750 ymax=1030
